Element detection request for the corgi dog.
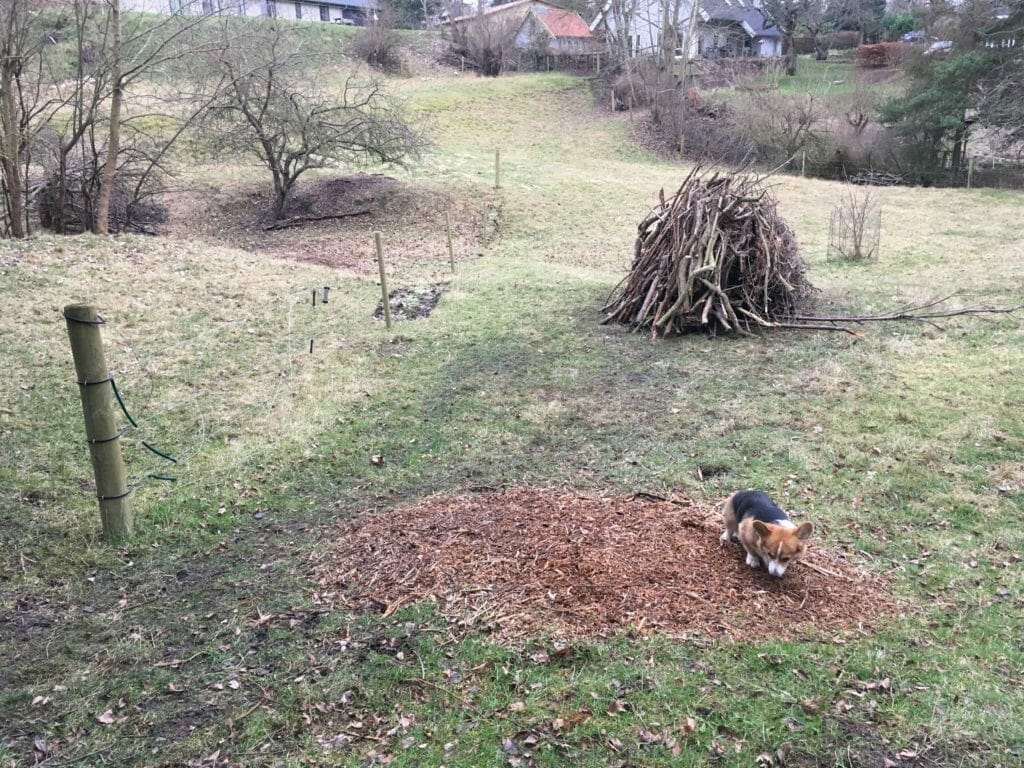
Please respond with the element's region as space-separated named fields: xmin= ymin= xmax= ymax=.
xmin=720 ymin=490 xmax=813 ymax=578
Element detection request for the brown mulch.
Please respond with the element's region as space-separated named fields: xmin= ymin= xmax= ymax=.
xmin=313 ymin=488 xmax=902 ymax=641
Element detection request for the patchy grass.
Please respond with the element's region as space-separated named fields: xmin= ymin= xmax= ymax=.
xmin=2 ymin=71 xmax=1023 ymax=768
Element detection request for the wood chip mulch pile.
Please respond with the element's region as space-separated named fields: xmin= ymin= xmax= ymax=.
xmin=313 ymin=488 xmax=901 ymax=641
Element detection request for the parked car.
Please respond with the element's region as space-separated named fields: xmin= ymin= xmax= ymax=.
xmin=900 ymin=30 xmax=925 ymax=43
xmin=924 ymin=39 xmax=954 ymax=55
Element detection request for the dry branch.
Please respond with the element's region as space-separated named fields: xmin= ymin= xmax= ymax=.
xmin=262 ymin=208 xmax=372 ymax=231
xmin=602 ymin=164 xmax=812 ymax=337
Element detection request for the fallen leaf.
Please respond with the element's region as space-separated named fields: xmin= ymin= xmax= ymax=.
xmin=97 ymin=709 xmax=115 ymax=725
xmin=606 ymin=698 xmax=627 ymax=716
xmin=680 ymin=715 xmax=697 ymax=735
xmin=508 ymin=701 xmax=525 ymax=712
xmin=552 ymin=710 xmax=589 ymax=731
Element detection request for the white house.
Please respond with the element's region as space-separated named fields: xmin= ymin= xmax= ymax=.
xmin=698 ymin=0 xmax=781 ymax=58
xmin=124 ymin=0 xmax=379 ymax=26
xmin=590 ymin=0 xmax=781 ymax=59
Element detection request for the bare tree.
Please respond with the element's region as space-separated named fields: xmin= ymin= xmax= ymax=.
xmin=442 ymin=2 xmax=521 ymax=76
xmin=0 ymin=0 xmax=60 ymax=238
xmin=203 ymin=24 xmax=423 ymax=220
xmin=761 ymin=0 xmax=812 ymax=76
xmin=92 ymin=0 xmax=224 ymax=235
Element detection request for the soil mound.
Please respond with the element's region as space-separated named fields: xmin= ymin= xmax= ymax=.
xmin=314 ymin=488 xmax=900 ymax=640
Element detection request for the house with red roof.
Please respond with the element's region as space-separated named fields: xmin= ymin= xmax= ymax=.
xmin=514 ymin=5 xmax=598 ymax=55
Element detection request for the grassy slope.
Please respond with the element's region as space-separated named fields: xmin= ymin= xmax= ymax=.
xmin=1 ymin=67 xmax=1023 ymax=767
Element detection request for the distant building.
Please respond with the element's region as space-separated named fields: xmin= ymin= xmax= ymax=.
xmin=589 ymin=0 xmax=781 ymax=59
xmin=698 ymin=0 xmax=781 ymax=58
xmin=514 ymin=5 xmax=597 ymax=55
xmin=123 ymin=0 xmax=380 ymax=26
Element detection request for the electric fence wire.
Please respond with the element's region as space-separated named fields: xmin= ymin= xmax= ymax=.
xmin=100 ymin=283 xmax=337 ymax=496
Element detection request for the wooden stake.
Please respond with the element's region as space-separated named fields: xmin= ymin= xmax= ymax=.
xmin=374 ymin=231 xmax=392 ymax=330
xmin=967 ymin=157 xmax=975 ymax=189
xmin=495 ymin=148 xmax=502 ymax=190
xmin=801 ymin=150 xmax=806 ymax=177
xmin=445 ymin=211 xmax=456 ymax=273
xmin=679 ymin=134 xmax=685 ymax=156
xmin=64 ymin=303 xmax=132 ymax=541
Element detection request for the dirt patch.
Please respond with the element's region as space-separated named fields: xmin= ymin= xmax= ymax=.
xmin=313 ymin=488 xmax=901 ymax=641
xmin=374 ymin=283 xmax=447 ymax=321
xmin=162 ymin=173 xmax=488 ymax=273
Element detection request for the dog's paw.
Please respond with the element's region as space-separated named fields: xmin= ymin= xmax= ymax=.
xmin=745 ymin=553 xmax=760 ymax=568
xmin=719 ymin=529 xmax=731 ymax=546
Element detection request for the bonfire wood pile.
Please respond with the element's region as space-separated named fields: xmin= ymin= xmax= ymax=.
xmin=602 ymin=166 xmax=812 ymax=337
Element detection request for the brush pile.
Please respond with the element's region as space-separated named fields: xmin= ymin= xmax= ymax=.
xmin=602 ymin=165 xmax=812 ymax=336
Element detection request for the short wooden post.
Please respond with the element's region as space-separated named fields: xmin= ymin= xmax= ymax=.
xmin=64 ymin=303 xmax=132 ymax=541
xmin=967 ymin=157 xmax=975 ymax=189
xmin=374 ymin=231 xmax=392 ymax=330
xmin=494 ymin=148 xmax=502 ymax=190
xmin=445 ymin=211 xmax=456 ymax=273
xmin=679 ymin=134 xmax=685 ymax=156
xmin=801 ymin=150 xmax=806 ymax=177
xmin=595 ymin=53 xmax=600 ymax=76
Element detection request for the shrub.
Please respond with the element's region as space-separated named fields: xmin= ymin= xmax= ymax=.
xmin=351 ymin=23 xmax=406 ymax=74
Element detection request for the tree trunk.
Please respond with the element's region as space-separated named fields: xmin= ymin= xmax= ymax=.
xmin=94 ymin=0 xmax=121 ymax=236
xmin=272 ymin=174 xmax=292 ymax=220
xmin=1 ymin=64 xmax=26 ymax=239
xmin=784 ymin=33 xmax=797 ymax=76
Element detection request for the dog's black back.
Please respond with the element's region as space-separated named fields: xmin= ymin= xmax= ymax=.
xmin=732 ymin=491 xmax=789 ymax=524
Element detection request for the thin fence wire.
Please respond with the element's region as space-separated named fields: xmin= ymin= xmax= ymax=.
xmin=101 ymin=281 xmax=349 ymax=496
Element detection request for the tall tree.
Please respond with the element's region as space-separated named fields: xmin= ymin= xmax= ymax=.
xmin=761 ymin=0 xmax=812 ymax=76
xmin=92 ymin=1 xmax=222 ymax=235
xmin=0 ymin=0 xmax=53 ymax=238
xmin=94 ymin=0 xmax=121 ymax=236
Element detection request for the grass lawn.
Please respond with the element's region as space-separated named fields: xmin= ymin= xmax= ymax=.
xmin=1 ymin=67 xmax=1023 ymax=768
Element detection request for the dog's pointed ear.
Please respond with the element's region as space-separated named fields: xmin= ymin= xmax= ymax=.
xmin=752 ymin=521 xmax=771 ymax=539
xmin=796 ymin=521 xmax=813 ymax=540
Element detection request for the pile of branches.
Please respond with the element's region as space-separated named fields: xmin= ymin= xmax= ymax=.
xmin=603 ymin=165 xmax=812 ymax=336
xmin=36 ymin=160 xmax=166 ymax=236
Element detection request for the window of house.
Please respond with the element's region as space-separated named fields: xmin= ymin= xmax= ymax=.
xmin=294 ymin=1 xmax=302 ymax=17
xmin=319 ymin=4 xmax=329 ymax=21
